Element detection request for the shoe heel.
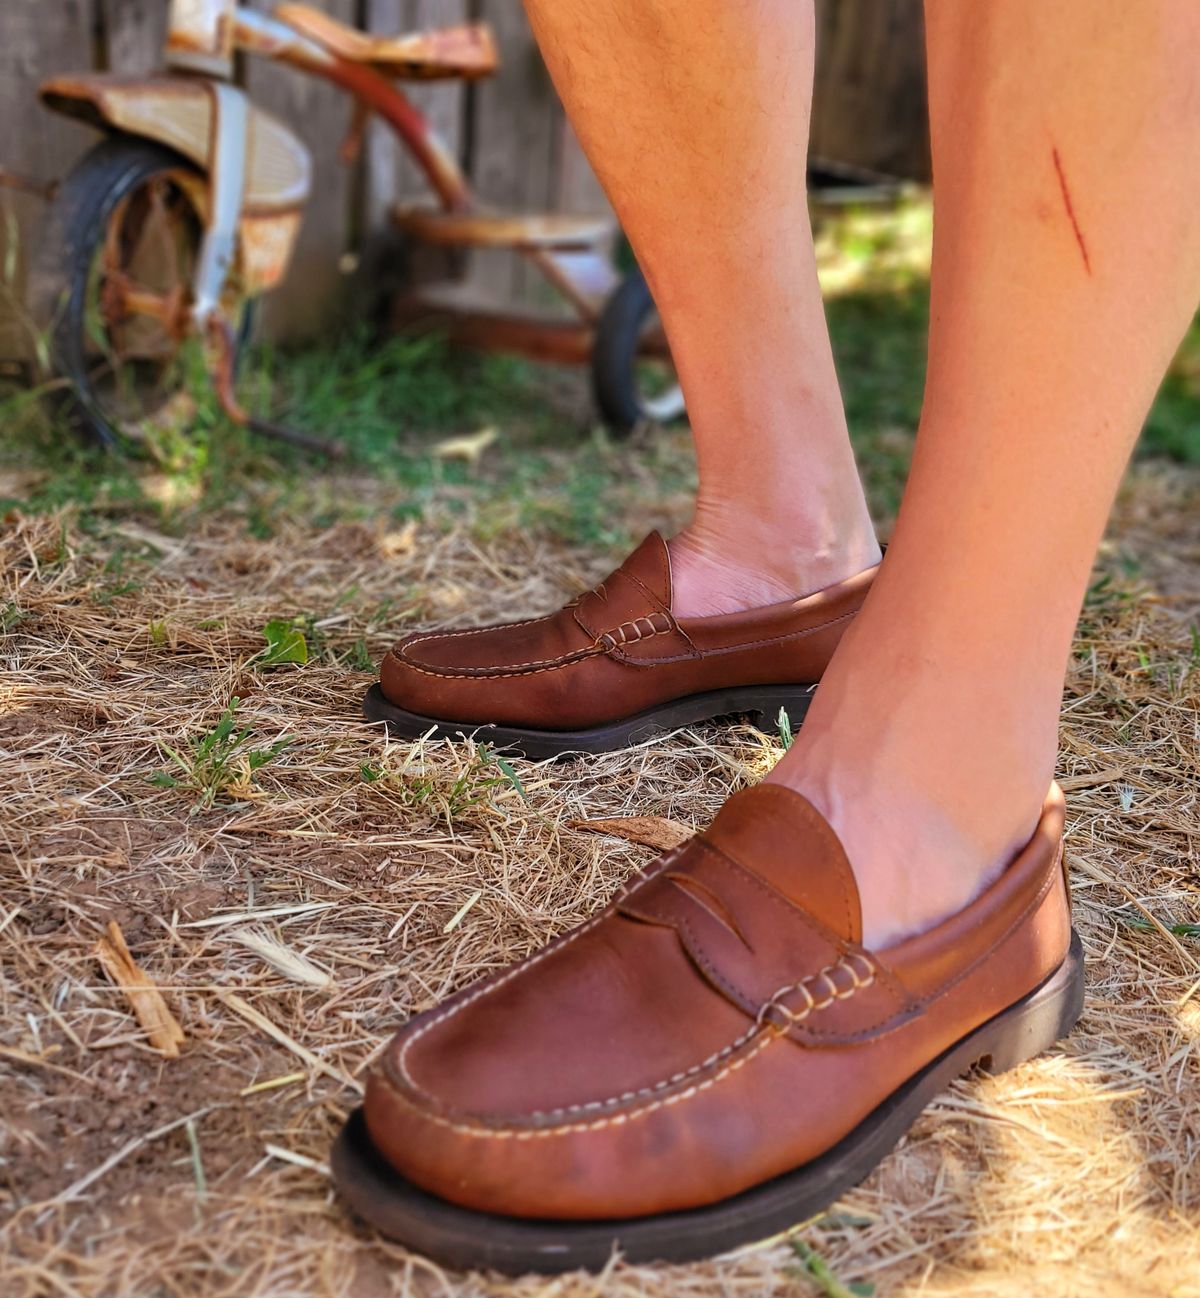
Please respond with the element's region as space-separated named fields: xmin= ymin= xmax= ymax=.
xmin=749 ymin=685 xmax=817 ymax=734
xmin=976 ymin=930 xmax=1085 ymax=1075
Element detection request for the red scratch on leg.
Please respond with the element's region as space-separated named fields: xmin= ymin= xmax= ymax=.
xmin=1052 ymin=147 xmax=1092 ymax=276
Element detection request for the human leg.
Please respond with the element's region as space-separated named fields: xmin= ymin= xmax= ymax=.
xmin=524 ymin=0 xmax=880 ymax=616
xmin=770 ymin=0 xmax=1200 ymax=944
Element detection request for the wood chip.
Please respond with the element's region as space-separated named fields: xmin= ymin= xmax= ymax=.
xmin=570 ymin=815 xmax=693 ymax=851
xmin=1059 ymin=766 xmax=1125 ymax=792
xmin=94 ymin=921 xmax=185 ymax=1059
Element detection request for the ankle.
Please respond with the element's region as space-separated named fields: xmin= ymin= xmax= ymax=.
xmin=771 ymin=752 xmax=1046 ymax=947
xmin=668 ymin=507 xmax=880 ymax=618
xmin=766 ymin=654 xmax=1056 ymax=946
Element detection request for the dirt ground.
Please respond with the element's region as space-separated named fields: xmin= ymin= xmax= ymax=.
xmin=1 ymin=460 xmax=1199 ymax=1298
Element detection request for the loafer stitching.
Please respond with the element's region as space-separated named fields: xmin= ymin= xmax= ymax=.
xmin=391 ymin=617 xmax=681 ymax=679
xmin=390 ymin=644 xmax=605 ymax=678
xmin=392 ymin=608 xmax=854 ymax=677
xmin=394 ymin=852 xmax=686 ymax=1094
xmin=379 ymin=1031 xmax=777 ymax=1140
xmin=383 ymin=956 xmax=873 ymax=1138
xmin=642 ymin=608 xmax=860 ymax=666
xmin=399 ymin=613 xmax=556 ymax=651
xmin=530 ymin=1022 xmax=761 ymax=1118
xmin=532 ymin=953 xmax=875 ymax=1120
xmin=595 ymin=611 xmax=675 ymax=652
xmin=799 ymin=840 xmax=1066 ymax=1044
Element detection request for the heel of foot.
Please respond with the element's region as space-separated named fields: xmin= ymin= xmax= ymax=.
xmin=977 ymin=931 xmax=1085 ymax=1075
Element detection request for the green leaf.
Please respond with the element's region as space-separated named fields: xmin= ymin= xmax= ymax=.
xmin=1120 ymin=912 xmax=1200 ymax=939
xmin=248 ymin=738 xmax=290 ymax=770
xmin=494 ymin=755 xmax=529 ymax=803
xmin=258 ymin=619 xmax=309 ymax=666
xmin=345 ymin=637 xmax=374 ymax=672
xmin=789 ymin=1238 xmax=874 ymax=1298
xmin=777 ymin=706 xmax=795 ymax=750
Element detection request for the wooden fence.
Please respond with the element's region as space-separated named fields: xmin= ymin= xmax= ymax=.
xmin=0 ymin=0 xmax=927 ymax=360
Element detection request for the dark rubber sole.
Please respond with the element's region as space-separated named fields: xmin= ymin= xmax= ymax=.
xmin=362 ymin=681 xmax=818 ymax=759
xmin=331 ymin=931 xmax=1085 ymax=1275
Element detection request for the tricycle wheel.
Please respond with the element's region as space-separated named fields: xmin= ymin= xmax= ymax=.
xmin=591 ymin=266 xmax=685 ymax=433
xmin=33 ymin=135 xmax=254 ymax=450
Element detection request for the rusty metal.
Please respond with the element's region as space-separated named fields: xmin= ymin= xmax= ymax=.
xmin=233 ymin=9 xmax=470 ymax=213
xmin=396 ymin=295 xmax=672 ymax=368
xmin=0 ymin=168 xmax=57 ymax=201
xmin=412 ymin=309 xmax=598 ymax=367
xmin=207 ymin=315 xmax=344 ymax=458
xmin=237 ymin=208 xmax=303 ymax=293
xmin=40 ymin=75 xmax=311 ymax=212
xmin=275 ymin=5 xmax=497 ymax=80
xmin=339 ymin=98 xmax=371 ymax=165
xmin=525 ymin=249 xmax=615 ymax=322
xmin=165 ymin=0 xmax=236 ymax=78
xmin=36 ymin=0 xmax=653 ymax=447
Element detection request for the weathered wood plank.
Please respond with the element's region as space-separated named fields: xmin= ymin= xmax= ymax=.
xmin=466 ymin=1 xmax=561 ymax=306
xmin=244 ymin=0 xmax=359 ymax=341
xmin=811 ymin=0 xmax=930 ymax=181
xmin=0 ymin=0 xmax=97 ymax=360
xmin=102 ymin=0 xmax=169 ymax=74
xmin=364 ymin=0 xmax=467 ymax=231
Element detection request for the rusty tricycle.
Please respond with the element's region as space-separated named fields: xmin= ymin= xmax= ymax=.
xmin=29 ymin=0 xmax=682 ymax=452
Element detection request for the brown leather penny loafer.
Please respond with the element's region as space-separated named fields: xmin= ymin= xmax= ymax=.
xmin=364 ymin=532 xmax=878 ymax=758
xmin=333 ymin=783 xmax=1083 ymax=1273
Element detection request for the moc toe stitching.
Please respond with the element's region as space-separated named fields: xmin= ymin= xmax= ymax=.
xmin=374 ymin=1028 xmax=780 ymax=1141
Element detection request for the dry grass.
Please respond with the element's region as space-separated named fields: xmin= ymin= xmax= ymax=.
xmin=1 ymin=461 xmax=1199 ymax=1298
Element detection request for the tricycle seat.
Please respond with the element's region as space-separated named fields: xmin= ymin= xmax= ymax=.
xmin=275 ymin=4 xmax=497 ymax=80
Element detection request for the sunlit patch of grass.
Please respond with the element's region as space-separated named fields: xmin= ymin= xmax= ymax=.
xmin=815 ymin=188 xmax=934 ymax=296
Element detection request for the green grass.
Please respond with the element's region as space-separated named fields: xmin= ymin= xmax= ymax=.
xmin=1143 ymin=316 xmax=1200 ymax=462
xmin=359 ymin=740 xmax=527 ymax=824
xmin=150 ymin=698 xmax=290 ymax=812
xmin=2 ymin=194 xmax=1197 ymax=539
xmin=0 ymin=330 xmax=695 ymax=550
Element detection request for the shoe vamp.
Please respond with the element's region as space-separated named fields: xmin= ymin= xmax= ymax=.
xmin=392 ymin=912 xmax=752 ymax=1120
xmin=402 ymin=606 xmax=590 ymax=672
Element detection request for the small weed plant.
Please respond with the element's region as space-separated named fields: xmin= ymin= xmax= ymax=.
xmin=152 ymin=698 xmax=290 ymax=810
xmin=360 ymin=741 xmax=527 ymax=824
